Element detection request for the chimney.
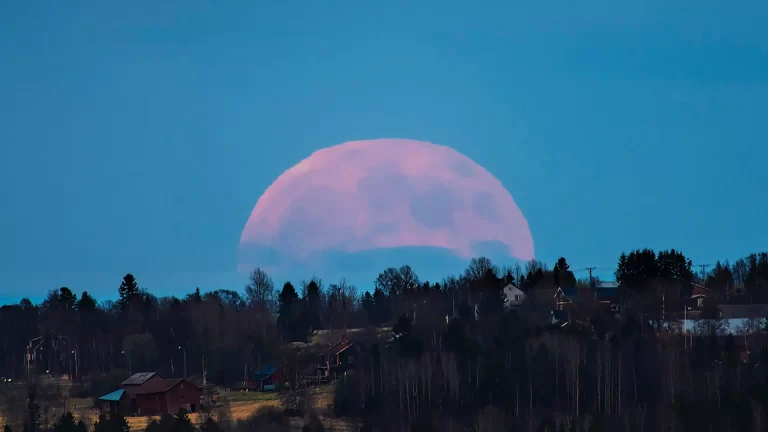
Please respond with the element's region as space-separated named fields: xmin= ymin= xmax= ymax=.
xmin=340 ymin=333 xmax=346 ymax=344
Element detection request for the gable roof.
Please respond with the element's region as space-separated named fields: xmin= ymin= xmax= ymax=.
xmin=691 ymin=284 xmax=711 ymax=298
xmin=320 ymin=338 xmax=353 ymax=357
xmin=556 ymin=287 xmax=578 ymax=300
xmin=121 ymin=372 xmax=157 ymax=386
xmin=251 ymin=364 xmax=277 ymax=382
xmin=335 ymin=342 xmax=355 ymax=356
xmin=503 ymin=284 xmax=524 ymax=294
xmin=98 ymin=389 xmax=125 ymax=402
xmin=128 ymin=378 xmax=187 ymax=395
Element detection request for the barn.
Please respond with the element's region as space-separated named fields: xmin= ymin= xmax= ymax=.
xmin=128 ymin=378 xmax=202 ymax=415
xmin=98 ymin=372 xmax=203 ymax=416
xmin=247 ymin=364 xmax=282 ymax=391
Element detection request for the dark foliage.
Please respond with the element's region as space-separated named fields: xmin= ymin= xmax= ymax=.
xmin=1 ymin=251 xmax=768 ymax=431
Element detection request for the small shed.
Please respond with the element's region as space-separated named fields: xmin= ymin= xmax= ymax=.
xmin=98 ymin=389 xmax=130 ymax=415
xmin=248 ymin=364 xmax=281 ymax=391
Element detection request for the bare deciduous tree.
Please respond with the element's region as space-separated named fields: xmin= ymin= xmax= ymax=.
xmin=245 ymin=267 xmax=275 ymax=312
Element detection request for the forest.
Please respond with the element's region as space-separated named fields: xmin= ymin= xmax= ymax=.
xmin=2 ymin=249 xmax=768 ymax=432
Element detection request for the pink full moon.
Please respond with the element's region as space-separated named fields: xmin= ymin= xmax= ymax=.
xmin=238 ymin=138 xmax=534 ymax=270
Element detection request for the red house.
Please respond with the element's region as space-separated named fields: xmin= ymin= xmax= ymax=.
xmin=316 ymin=335 xmax=359 ymax=380
xmin=128 ymin=378 xmax=202 ymax=415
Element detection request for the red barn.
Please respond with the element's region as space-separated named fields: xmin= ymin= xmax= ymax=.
xmin=126 ymin=378 xmax=202 ymax=415
xmin=246 ymin=364 xmax=282 ymax=391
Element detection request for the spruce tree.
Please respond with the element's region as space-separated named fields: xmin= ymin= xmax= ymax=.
xmin=118 ymin=274 xmax=139 ymax=307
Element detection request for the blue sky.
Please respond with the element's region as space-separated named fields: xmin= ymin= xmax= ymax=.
xmin=1 ymin=2 xmax=767 ymax=303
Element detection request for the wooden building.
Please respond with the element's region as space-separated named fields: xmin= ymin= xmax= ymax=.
xmin=316 ymin=335 xmax=359 ymax=380
xmin=247 ymin=364 xmax=282 ymax=391
xmin=98 ymin=389 xmax=130 ymax=415
xmin=98 ymin=372 xmax=202 ymax=416
xmin=128 ymin=378 xmax=202 ymax=415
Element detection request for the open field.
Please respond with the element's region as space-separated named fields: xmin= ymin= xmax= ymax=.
xmin=2 ymin=384 xmax=356 ymax=431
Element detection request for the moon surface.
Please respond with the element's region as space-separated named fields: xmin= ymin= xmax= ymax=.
xmin=238 ymin=138 xmax=534 ymax=271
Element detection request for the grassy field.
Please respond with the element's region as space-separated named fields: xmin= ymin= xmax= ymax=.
xmin=2 ymin=384 xmax=354 ymax=431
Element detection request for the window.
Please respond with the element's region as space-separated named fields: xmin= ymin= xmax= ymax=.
xmin=697 ymin=297 xmax=704 ymax=308
xmin=348 ymin=356 xmax=354 ymax=364
xmin=514 ymin=294 xmax=522 ymax=302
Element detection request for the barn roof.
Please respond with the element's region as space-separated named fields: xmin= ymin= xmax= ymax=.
xmin=98 ymin=389 xmax=125 ymax=402
xmin=251 ymin=364 xmax=277 ymax=382
xmin=121 ymin=372 xmax=157 ymax=386
xmin=128 ymin=378 xmax=185 ymax=395
xmin=335 ymin=342 xmax=355 ymax=356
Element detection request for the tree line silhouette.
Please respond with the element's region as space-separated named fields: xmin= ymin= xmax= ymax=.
xmin=2 ymin=249 xmax=768 ymax=431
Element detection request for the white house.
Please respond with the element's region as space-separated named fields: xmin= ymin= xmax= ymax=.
xmin=504 ymin=284 xmax=527 ymax=308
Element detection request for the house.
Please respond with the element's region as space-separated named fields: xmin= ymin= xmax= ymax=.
xmin=503 ymin=284 xmax=527 ymax=308
xmin=689 ymin=284 xmax=712 ymax=309
xmin=127 ymin=378 xmax=202 ymax=415
xmin=554 ymin=287 xmax=578 ymax=310
xmin=98 ymin=389 xmax=130 ymax=415
xmin=247 ymin=364 xmax=282 ymax=391
xmin=594 ymin=284 xmax=620 ymax=312
xmin=316 ymin=335 xmax=359 ymax=380
xmin=555 ymin=283 xmax=621 ymax=313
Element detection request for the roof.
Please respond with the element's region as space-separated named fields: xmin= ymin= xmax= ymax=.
xmin=595 ymin=287 xmax=618 ymax=302
xmin=503 ymin=284 xmax=524 ymax=294
xmin=691 ymin=285 xmax=711 ymax=298
xmin=598 ymin=281 xmax=619 ymax=289
xmin=335 ymin=342 xmax=354 ymax=356
xmin=98 ymin=389 xmax=125 ymax=402
xmin=128 ymin=378 xmax=187 ymax=395
xmin=719 ymin=304 xmax=768 ymax=319
xmin=251 ymin=364 xmax=277 ymax=382
xmin=320 ymin=338 xmax=352 ymax=357
xmin=121 ymin=372 xmax=157 ymax=386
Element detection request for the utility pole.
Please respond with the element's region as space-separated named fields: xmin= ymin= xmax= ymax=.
xmin=586 ymin=267 xmax=597 ymax=289
xmin=698 ymin=264 xmax=711 ymax=284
